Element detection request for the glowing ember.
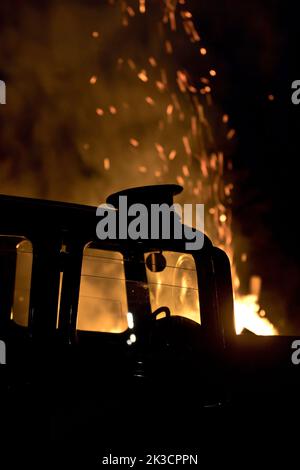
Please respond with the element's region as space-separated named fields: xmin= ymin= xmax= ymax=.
xmin=104 ymin=158 xmax=110 ymax=171
xmin=145 ymin=96 xmax=155 ymax=106
xmin=227 ymin=129 xmax=236 ymax=140
xmin=129 ymin=138 xmax=139 ymax=147
xmin=89 ymin=75 xmax=97 ymax=84
xmin=139 ymin=0 xmax=146 ymax=14
xmin=138 ymin=70 xmax=148 ymax=82
xmin=138 ymin=165 xmax=147 ymax=173
xmin=148 ymin=56 xmax=157 ymax=67
xmin=166 ymin=104 xmax=173 ymax=115
xmin=168 ymin=150 xmax=177 ymax=161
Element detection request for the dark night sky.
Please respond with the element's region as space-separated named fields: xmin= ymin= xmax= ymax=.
xmin=191 ymin=0 xmax=299 ymax=332
xmin=0 ymin=0 xmax=299 ymax=333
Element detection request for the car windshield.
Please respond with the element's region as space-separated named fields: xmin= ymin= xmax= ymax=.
xmin=76 ymin=247 xmax=201 ymax=333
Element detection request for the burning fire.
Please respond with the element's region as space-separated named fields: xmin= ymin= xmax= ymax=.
xmin=17 ymin=0 xmax=275 ymax=337
xmin=235 ymin=294 xmax=277 ymax=336
xmin=234 ymin=274 xmax=278 ymax=336
xmin=95 ymin=0 xmax=277 ymax=335
xmin=125 ymin=1 xmax=275 ymax=334
xmin=1 ymin=1 xmax=277 ymax=335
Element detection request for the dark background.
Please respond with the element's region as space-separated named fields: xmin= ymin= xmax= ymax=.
xmin=0 ymin=0 xmax=299 ymax=333
xmin=194 ymin=0 xmax=299 ymax=332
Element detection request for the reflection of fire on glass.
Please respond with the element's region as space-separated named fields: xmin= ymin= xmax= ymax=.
xmin=77 ymin=247 xmax=201 ymax=334
xmin=12 ymin=239 xmax=32 ymax=327
xmin=145 ymin=251 xmax=200 ymax=324
xmin=77 ymin=247 xmax=129 ymax=333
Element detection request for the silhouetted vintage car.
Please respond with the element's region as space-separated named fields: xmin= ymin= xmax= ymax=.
xmin=0 ymin=185 xmax=299 ymax=457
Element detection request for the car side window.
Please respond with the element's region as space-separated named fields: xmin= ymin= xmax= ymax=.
xmin=77 ymin=247 xmax=128 ymax=333
xmin=145 ymin=251 xmax=201 ymax=324
xmin=0 ymin=236 xmax=33 ymax=328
